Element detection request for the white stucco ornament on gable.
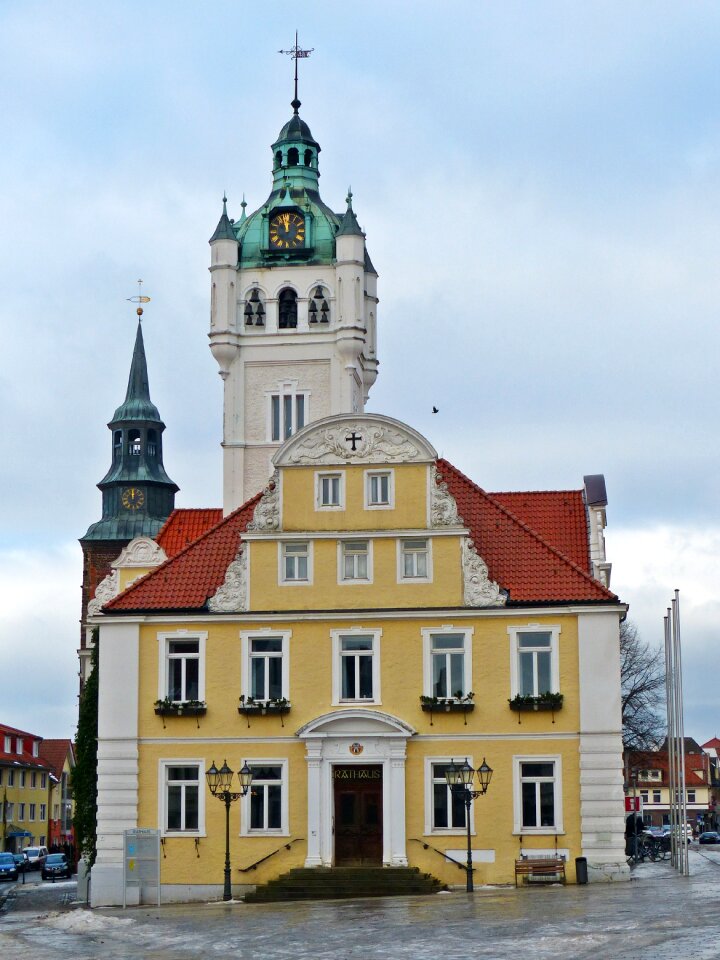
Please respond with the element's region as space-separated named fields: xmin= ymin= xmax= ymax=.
xmin=208 ymin=546 xmax=248 ymax=613
xmin=115 ymin=537 xmax=167 ymax=568
xmin=88 ymin=569 xmax=120 ymax=616
xmin=431 ymin=466 xmax=463 ymax=527
xmin=462 ymin=537 xmax=506 ymax=607
xmin=246 ymin=471 xmax=281 ymax=532
xmin=275 ymin=413 xmax=437 ymax=467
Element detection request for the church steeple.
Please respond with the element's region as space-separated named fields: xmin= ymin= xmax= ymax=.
xmin=82 ymin=317 xmax=178 ymax=542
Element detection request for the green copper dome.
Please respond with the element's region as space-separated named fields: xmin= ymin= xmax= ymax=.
xmin=234 ymin=110 xmax=342 ymax=268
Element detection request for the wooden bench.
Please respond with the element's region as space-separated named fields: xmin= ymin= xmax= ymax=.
xmin=514 ymin=856 xmax=566 ymax=886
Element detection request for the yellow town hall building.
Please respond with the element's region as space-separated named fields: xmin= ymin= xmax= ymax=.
xmin=84 ymin=91 xmax=628 ymax=905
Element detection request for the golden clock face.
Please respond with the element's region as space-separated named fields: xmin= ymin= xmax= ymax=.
xmin=269 ymin=211 xmax=305 ymax=249
xmin=121 ymin=487 xmax=145 ymax=511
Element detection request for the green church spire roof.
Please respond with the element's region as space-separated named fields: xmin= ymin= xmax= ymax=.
xmin=111 ymin=321 xmax=161 ymax=423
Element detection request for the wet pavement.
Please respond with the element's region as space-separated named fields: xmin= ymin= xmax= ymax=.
xmin=2 ymin=850 xmax=720 ymax=959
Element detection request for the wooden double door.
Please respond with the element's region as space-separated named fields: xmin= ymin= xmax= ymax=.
xmin=333 ymin=765 xmax=383 ymax=865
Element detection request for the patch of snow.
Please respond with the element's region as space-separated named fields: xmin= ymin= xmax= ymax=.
xmin=42 ymin=909 xmax=133 ymax=932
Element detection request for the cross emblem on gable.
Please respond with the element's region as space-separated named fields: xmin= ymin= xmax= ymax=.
xmin=345 ymin=431 xmax=362 ymax=451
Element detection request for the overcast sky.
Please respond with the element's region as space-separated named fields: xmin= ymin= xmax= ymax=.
xmin=1 ymin=2 xmax=718 ymax=745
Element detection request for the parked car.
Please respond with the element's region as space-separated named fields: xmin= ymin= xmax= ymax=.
xmin=23 ymin=846 xmax=48 ymax=870
xmin=41 ymin=853 xmax=71 ymax=881
xmin=12 ymin=852 xmax=29 ymax=873
xmin=0 ymin=852 xmax=19 ymax=881
xmin=661 ymin=825 xmax=692 ymax=844
xmin=643 ymin=826 xmax=665 ymax=838
xmin=698 ymin=831 xmax=720 ymax=845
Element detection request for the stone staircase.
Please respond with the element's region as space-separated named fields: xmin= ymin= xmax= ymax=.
xmin=244 ymin=866 xmax=446 ymax=903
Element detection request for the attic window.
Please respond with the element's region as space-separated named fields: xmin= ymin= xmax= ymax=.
xmin=287 ymin=147 xmax=299 ymax=166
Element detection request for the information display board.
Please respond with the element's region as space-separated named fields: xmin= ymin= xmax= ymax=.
xmin=123 ymin=828 xmax=160 ymax=907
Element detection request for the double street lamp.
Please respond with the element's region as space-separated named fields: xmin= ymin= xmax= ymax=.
xmin=445 ymin=757 xmax=493 ymax=893
xmin=206 ymin=760 xmax=253 ymax=902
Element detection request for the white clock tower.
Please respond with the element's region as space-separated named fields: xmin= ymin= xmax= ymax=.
xmin=209 ymin=98 xmax=379 ymax=512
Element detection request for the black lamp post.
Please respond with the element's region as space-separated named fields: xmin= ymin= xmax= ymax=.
xmin=206 ymin=759 xmax=253 ymax=901
xmin=445 ymin=757 xmax=493 ymax=893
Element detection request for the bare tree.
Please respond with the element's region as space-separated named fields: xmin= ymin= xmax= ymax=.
xmin=620 ymin=619 xmax=666 ymax=750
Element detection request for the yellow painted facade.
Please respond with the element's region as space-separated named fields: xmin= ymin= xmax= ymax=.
xmin=0 ymin=764 xmax=51 ymax=850
xmin=95 ymin=426 xmax=626 ymax=902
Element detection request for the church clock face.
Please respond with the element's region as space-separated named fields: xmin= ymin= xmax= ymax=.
xmin=121 ymin=487 xmax=145 ymax=511
xmin=269 ymin=211 xmax=305 ymax=249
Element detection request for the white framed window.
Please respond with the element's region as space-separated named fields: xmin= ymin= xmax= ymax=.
xmin=20 ymin=771 xmax=26 ymax=787
xmin=331 ymin=628 xmax=382 ymax=704
xmin=513 ymin=755 xmax=563 ymax=834
xmin=40 ymin=804 xmax=46 ymax=821
xmin=424 ymin=757 xmax=474 ymax=835
xmin=18 ymin=803 xmax=25 ymax=820
xmin=422 ymin=627 xmax=473 ymax=699
xmin=268 ymin=382 xmax=308 ymax=442
xmin=158 ymin=632 xmax=207 ymax=703
xmin=5 ymin=803 xmax=13 ymax=821
xmin=159 ymin=760 xmax=205 ymax=837
xmin=653 ymin=789 xmax=661 ymax=804
xmin=687 ymin=789 xmax=696 ymax=804
xmin=508 ymin=624 xmax=560 ymax=698
xmin=32 ymin=742 xmax=39 ymax=757
xmin=279 ymin=541 xmax=312 ymax=584
xmin=241 ymin=759 xmax=289 ymax=836
xmin=316 ymin=471 xmax=344 ymax=509
xmin=29 ymin=803 xmax=36 ymax=821
xmin=16 ymin=738 xmax=22 ymax=754
xmin=339 ymin=539 xmax=372 ymax=584
xmin=398 ymin=538 xmax=432 ymax=582
xmin=640 ymin=789 xmax=649 ymax=804
xmin=3 ymin=736 xmax=10 ymax=753
xmin=0 ymin=770 xmax=3 ymax=785
xmin=41 ymin=774 xmax=46 ymax=789
xmin=31 ymin=772 xmax=37 ymax=788
xmin=241 ymin=630 xmax=290 ymax=702
xmin=365 ymin=469 xmax=394 ymax=509
xmin=7 ymin=770 xmax=14 ymax=787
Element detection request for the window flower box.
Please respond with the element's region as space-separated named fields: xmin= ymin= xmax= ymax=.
xmin=154 ymin=698 xmax=207 ymax=717
xmin=238 ymin=696 xmax=291 ymax=727
xmin=508 ymin=693 xmax=563 ymax=724
xmin=420 ymin=693 xmax=475 ymax=726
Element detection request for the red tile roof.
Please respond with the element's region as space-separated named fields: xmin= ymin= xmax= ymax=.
xmin=0 ymin=723 xmax=50 ymax=771
xmin=106 ymin=495 xmax=261 ymax=612
xmin=39 ymin=739 xmax=75 ymax=779
xmin=490 ymin=490 xmax=590 ymax=573
xmin=702 ymin=737 xmax=720 ymax=750
xmin=628 ymin=750 xmax=710 ymax=787
xmin=437 ymin=459 xmax=615 ymax=603
xmin=156 ymin=508 xmax=223 ymax=558
xmin=105 ymin=460 xmax=615 ymax=613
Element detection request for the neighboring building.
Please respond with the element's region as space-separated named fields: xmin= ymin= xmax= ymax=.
xmin=89 ymin=413 xmax=628 ymax=906
xmin=78 ymin=320 xmax=178 ymax=681
xmin=0 ymin=724 xmax=52 ymax=851
xmin=39 ymin=739 xmax=76 ymax=854
xmin=626 ymin=746 xmax=713 ymax=832
xmin=701 ymin=737 xmax=720 ymax=829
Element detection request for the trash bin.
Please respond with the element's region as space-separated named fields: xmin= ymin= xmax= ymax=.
xmin=575 ymin=856 xmax=588 ymax=885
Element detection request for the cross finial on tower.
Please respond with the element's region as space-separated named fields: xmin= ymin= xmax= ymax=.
xmin=279 ymin=31 xmax=314 ymax=114
xmin=127 ymin=279 xmax=151 ymax=321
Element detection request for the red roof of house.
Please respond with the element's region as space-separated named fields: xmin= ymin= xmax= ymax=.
xmin=0 ymin=723 xmax=50 ymax=771
xmin=39 ymin=739 xmax=75 ymax=780
xmin=628 ymin=750 xmax=709 ymax=787
xmin=702 ymin=737 xmax=720 ymax=750
xmin=106 ymin=495 xmax=261 ymax=612
xmin=105 ymin=459 xmax=615 ymax=613
xmin=156 ymin=508 xmax=223 ymax=558
xmin=437 ymin=459 xmax=615 ymax=603
xmin=490 ymin=489 xmax=591 ymax=573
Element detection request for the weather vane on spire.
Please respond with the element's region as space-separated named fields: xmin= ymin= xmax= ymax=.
xmin=279 ymin=31 xmax=313 ymax=115
xmin=127 ymin=279 xmax=151 ymax=321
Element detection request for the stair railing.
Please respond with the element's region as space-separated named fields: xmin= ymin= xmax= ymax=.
xmin=408 ymin=837 xmax=468 ymax=872
xmin=237 ymin=837 xmax=305 ymax=873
